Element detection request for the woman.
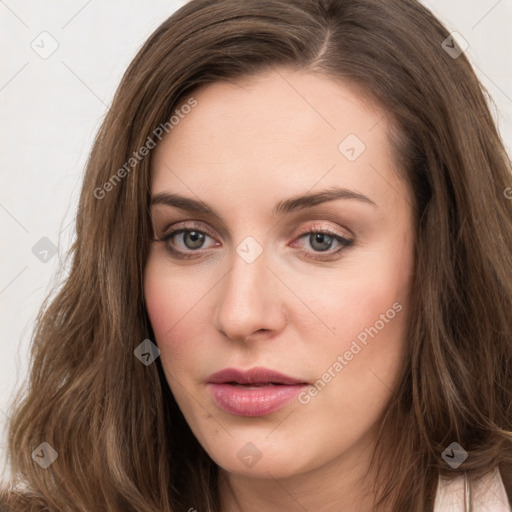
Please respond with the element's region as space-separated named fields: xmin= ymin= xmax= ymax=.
xmin=1 ymin=0 xmax=512 ymax=510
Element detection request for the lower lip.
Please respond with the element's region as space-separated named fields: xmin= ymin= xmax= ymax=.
xmin=208 ymin=383 xmax=307 ymax=417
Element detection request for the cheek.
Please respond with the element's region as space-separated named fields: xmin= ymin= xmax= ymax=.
xmin=290 ymin=269 xmax=410 ymax=458
xmin=290 ymin=238 xmax=413 ymax=410
xmin=144 ymin=251 xmax=203 ymax=335
xmin=144 ymin=264 xmax=175 ymax=342
xmin=143 ymin=256 xmax=215 ymax=375
xmin=292 ymin=249 xmax=412 ymax=354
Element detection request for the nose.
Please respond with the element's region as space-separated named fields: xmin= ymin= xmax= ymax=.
xmin=213 ymin=241 xmax=287 ymax=343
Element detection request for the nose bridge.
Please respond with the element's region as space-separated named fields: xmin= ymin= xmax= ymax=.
xmin=214 ymin=236 xmax=283 ymax=340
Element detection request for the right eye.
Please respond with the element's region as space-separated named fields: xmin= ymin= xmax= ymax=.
xmin=158 ymin=224 xmax=220 ymax=259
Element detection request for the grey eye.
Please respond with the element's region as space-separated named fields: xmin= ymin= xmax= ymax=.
xmin=308 ymin=233 xmax=335 ymax=252
xmin=181 ymin=230 xmax=206 ymax=250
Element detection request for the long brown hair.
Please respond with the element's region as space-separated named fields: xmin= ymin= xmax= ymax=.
xmin=2 ymin=0 xmax=512 ymax=510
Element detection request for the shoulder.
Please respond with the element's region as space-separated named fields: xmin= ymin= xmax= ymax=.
xmin=434 ymin=467 xmax=512 ymax=511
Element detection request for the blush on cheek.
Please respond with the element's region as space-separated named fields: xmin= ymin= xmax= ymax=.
xmin=144 ymin=284 xmax=202 ymax=373
xmin=143 ymin=280 xmax=182 ymax=354
xmin=144 ymin=286 xmax=168 ymax=337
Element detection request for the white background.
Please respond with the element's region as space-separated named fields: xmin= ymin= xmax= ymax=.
xmin=1 ymin=0 xmax=511 ymax=477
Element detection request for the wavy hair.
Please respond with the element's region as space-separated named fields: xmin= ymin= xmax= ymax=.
xmin=2 ymin=0 xmax=512 ymax=510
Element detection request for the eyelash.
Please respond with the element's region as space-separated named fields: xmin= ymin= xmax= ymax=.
xmin=156 ymin=222 xmax=354 ymax=261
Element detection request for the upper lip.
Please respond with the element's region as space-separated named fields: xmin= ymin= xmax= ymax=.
xmin=207 ymin=367 xmax=307 ymax=385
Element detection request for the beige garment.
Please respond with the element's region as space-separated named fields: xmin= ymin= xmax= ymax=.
xmin=434 ymin=468 xmax=511 ymax=511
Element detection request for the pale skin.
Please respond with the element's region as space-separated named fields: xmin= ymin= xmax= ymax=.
xmin=144 ymin=68 xmax=415 ymax=512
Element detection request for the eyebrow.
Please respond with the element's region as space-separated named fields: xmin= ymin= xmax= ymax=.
xmin=150 ymin=186 xmax=377 ymax=219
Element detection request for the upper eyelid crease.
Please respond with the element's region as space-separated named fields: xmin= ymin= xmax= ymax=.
xmin=161 ymin=226 xmax=352 ymax=260
xmin=149 ymin=186 xmax=377 ymax=222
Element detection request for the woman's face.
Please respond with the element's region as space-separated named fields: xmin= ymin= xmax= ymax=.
xmin=144 ymin=69 xmax=415 ymax=481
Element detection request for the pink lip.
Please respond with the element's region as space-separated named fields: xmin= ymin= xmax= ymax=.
xmin=207 ymin=367 xmax=308 ymax=417
xmin=207 ymin=367 xmax=306 ymax=386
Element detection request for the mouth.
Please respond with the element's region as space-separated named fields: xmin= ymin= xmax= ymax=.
xmin=206 ymin=367 xmax=308 ymax=417
xmin=228 ymin=382 xmax=287 ymax=387
xmin=207 ymin=366 xmax=308 ymax=386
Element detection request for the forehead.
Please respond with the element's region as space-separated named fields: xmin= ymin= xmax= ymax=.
xmin=150 ymin=69 xmax=410 ymax=215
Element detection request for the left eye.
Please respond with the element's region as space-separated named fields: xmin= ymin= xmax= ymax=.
xmin=296 ymin=231 xmax=352 ymax=253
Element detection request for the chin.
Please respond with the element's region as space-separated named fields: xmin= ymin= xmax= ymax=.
xmin=205 ymin=437 xmax=313 ymax=480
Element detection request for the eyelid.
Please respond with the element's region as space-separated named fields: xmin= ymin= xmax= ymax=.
xmin=157 ymin=219 xmax=352 ymax=241
xmin=156 ymin=219 xmax=354 ymax=259
xmin=159 ymin=220 xmax=217 ymax=240
xmin=293 ymin=221 xmax=353 ymax=240
xmin=290 ymin=222 xmax=354 ymax=259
